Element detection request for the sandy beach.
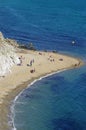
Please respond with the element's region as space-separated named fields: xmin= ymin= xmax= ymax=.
xmin=0 ymin=49 xmax=83 ymax=130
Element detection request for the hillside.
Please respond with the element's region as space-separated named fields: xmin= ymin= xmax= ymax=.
xmin=0 ymin=32 xmax=20 ymax=77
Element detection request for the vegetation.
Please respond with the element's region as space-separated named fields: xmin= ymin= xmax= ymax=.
xmin=52 ymin=50 xmax=57 ymax=53
xmin=44 ymin=50 xmax=48 ymax=52
xmin=19 ymin=43 xmax=36 ymax=51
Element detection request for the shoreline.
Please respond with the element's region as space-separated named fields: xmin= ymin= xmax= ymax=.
xmin=10 ymin=69 xmax=66 ymax=130
xmin=0 ymin=50 xmax=83 ymax=130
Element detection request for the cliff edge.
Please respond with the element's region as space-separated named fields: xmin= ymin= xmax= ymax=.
xmin=0 ymin=32 xmax=20 ymax=76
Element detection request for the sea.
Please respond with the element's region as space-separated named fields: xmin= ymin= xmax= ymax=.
xmin=0 ymin=0 xmax=86 ymax=130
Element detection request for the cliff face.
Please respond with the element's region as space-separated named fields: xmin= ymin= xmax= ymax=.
xmin=0 ymin=32 xmax=20 ymax=76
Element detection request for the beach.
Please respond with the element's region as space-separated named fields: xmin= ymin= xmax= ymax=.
xmin=0 ymin=0 xmax=86 ymax=129
xmin=0 ymin=49 xmax=83 ymax=130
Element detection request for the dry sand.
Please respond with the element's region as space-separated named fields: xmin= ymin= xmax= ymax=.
xmin=0 ymin=50 xmax=83 ymax=130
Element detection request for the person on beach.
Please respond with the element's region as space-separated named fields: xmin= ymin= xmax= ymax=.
xmin=27 ymin=59 xmax=34 ymax=66
xmin=17 ymin=56 xmax=23 ymax=66
xmin=39 ymin=52 xmax=42 ymax=55
xmin=53 ymin=59 xmax=55 ymax=62
xmin=30 ymin=60 xmax=33 ymax=66
xmin=18 ymin=55 xmax=25 ymax=66
xmin=30 ymin=68 xmax=35 ymax=73
xmin=59 ymin=58 xmax=63 ymax=61
xmin=32 ymin=59 xmax=34 ymax=63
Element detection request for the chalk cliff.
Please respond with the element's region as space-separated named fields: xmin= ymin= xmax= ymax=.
xmin=0 ymin=32 xmax=20 ymax=76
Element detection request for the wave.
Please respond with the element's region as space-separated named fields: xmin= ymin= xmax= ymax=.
xmin=9 ymin=69 xmax=67 ymax=130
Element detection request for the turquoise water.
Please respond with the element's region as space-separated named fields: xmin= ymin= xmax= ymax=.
xmin=0 ymin=0 xmax=86 ymax=130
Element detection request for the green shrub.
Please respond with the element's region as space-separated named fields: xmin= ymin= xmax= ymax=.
xmin=19 ymin=43 xmax=36 ymax=51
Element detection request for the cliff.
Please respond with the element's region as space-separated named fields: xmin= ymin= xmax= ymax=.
xmin=0 ymin=32 xmax=20 ymax=76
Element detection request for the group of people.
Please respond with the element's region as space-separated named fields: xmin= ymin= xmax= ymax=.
xmin=18 ymin=56 xmax=35 ymax=74
xmin=48 ymin=55 xmax=55 ymax=62
xmin=27 ymin=59 xmax=35 ymax=73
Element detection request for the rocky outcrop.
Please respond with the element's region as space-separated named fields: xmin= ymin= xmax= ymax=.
xmin=0 ymin=32 xmax=20 ymax=76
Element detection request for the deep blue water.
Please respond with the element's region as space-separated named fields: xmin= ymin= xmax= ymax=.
xmin=0 ymin=0 xmax=86 ymax=55
xmin=13 ymin=67 xmax=86 ymax=130
xmin=0 ymin=0 xmax=86 ymax=130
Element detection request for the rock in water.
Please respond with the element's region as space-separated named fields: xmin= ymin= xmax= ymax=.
xmin=72 ymin=41 xmax=76 ymax=45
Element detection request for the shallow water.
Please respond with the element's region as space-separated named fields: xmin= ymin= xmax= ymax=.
xmin=0 ymin=0 xmax=86 ymax=130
